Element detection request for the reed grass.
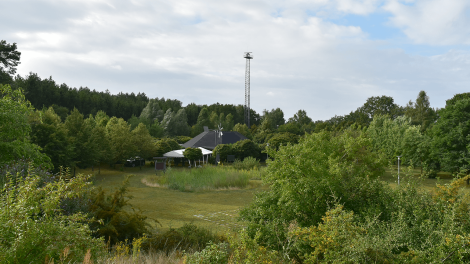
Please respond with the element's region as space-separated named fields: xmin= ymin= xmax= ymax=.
xmin=167 ymin=165 xmax=250 ymax=191
xmin=144 ymin=165 xmax=262 ymax=192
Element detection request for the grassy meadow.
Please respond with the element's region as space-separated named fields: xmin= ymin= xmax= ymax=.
xmin=77 ymin=162 xmax=463 ymax=236
xmin=78 ymin=164 xmax=267 ymax=233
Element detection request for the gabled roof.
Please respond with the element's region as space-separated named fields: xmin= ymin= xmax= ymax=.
xmin=182 ymin=131 xmax=248 ymax=150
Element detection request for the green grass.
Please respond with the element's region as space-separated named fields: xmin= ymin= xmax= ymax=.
xmin=381 ymin=166 xmax=457 ymax=191
xmin=143 ymin=165 xmax=264 ymax=192
xmin=78 ymin=164 xmax=266 ymax=233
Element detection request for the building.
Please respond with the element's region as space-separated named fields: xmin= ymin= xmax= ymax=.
xmin=182 ymin=127 xmax=248 ymax=150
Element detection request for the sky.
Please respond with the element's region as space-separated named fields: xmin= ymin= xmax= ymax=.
xmin=1 ymin=0 xmax=470 ymax=121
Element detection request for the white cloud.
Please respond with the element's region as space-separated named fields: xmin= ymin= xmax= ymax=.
xmin=384 ymin=0 xmax=470 ymax=45
xmin=2 ymin=0 xmax=470 ymax=120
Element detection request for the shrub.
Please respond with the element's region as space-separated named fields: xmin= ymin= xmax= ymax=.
xmin=87 ymin=175 xmax=156 ymax=245
xmin=184 ymin=147 xmax=203 ymax=167
xmin=267 ymin=132 xmax=299 ymax=150
xmin=0 ymin=165 xmax=106 ymax=263
xmin=212 ymin=144 xmax=233 ymax=162
xmin=175 ymin=136 xmax=192 ymax=144
xmin=233 ymin=156 xmax=259 ymax=170
xmin=0 ymin=158 xmax=55 ymax=187
xmin=233 ymin=139 xmax=261 ymax=160
xmin=239 ymin=129 xmax=389 ymax=252
xmin=143 ymin=223 xmax=226 ymax=254
xmin=184 ymin=242 xmax=230 ymax=264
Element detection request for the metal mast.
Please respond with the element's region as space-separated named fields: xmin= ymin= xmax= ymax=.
xmin=244 ymin=52 xmax=253 ymax=128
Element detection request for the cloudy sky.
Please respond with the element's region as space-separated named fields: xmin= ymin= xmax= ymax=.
xmin=2 ymin=0 xmax=470 ymax=120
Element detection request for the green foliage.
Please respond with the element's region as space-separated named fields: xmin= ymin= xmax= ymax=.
xmin=240 ymin=128 xmax=389 ymax=251
xmin=405 ymin=90 xmax=437 ymax=132
xmin=155 ymin=140 xmax=172 ymax=157
xmin=154 ymin=137 xmax=182 ymax=157
xmin=175 ymin=136 xmax=192 ymax=144
xmin=233 ymin=156 xmax=259 ymax=170
xmin=232 ymin=123 xmax=252 ymax=139
xmin=191 ymin=107 xmax=211 ymax=137
xmin=232 ymin=139 xmax=261 ymax=160
xmin=277 ymin=122 xmax=302 ymax=135
xmin=184 ymin=242 xmax=230 ymax=264
xmin=267 ymin=132 xmax=299 ymax=150
xmin=132 ymin=123 xmax=156 ymax=160
xmin=430 ymin=96 xmax=470 ymax=173
xmin=161 ymin=108 xmax=191 ymax=137
xmin=287 ymin=109 xmax=312 ymax=126
xmin=140 ymin=98 xmax=164 ymax=122
xmin=30 ymin=107 xmax=72 ymax=171
xmin=0 ymin=165 xmax=106 ymax=263
xmin=106 ymin=116 xmax=138 ymax=165
xmin=65 ymin=108 xmax=96 ymax=169
xmin=15 ymin=73 xmax=149 ymax=121
xmin=0 ymin=40 xmax=21 ymax=77
xmin=88 ymin=176 xmax=154 ymax=245
xmin=0 ymin=84 xmax=51 ymax=167
xmin=285 ymin=175 xmax=470 ymax=263
xmin=263 ymin=108 xmax=285 ymax=130
xmin=359 ymin=95 xmax=404 ymax=121
xmin=367 ymin=115 xmax=426 ymax=165
xmin=212 ymin=144 xmax=233 ymax=162
xmin=253 ymin=118 xmax=274 ymax=143
xmin=184 ymin=147 xmax=203 ymax=166
xmin=145 ymin=223 xmax=225 ymax=255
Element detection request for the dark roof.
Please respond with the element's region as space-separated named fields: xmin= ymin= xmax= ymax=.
xmin=182 ymin=131 xmax=248 ymax=150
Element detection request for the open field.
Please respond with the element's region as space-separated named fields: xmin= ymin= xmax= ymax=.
xmin=78 ymin=163 xmax=463 ymax=234
xmin=78 ymin=164 xmax=267 ymax=233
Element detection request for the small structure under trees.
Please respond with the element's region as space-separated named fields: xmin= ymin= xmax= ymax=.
xmin=153 ymin=157 xmax=168 ymax=172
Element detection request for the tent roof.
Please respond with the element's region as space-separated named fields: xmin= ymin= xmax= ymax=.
xmin=182 ymin=131 xmax=248 ymax=150
xmin=163 ymin=147 xmax=212 ymax=158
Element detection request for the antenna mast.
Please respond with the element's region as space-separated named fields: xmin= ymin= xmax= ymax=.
xmin=244 ymin=52 xmax=253 ymax=128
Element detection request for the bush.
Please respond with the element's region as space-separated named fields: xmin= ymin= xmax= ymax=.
xmin=184 ymin=242 xmax=230 ymax=264
xmin=143 ymin=223 xmax=225 ymax=254
xmin=212 ymin=144 xmax=233 ymax=162
xmin=239 ymin=129 xmax=389 ymax=252
xmin=0 ymin=165 xmax=106 ymax=263
xmin=232 ymin=139 xmax=261 ymax=160
xmin=267 ymin=132 xmax=299 ymax=150
xmin=87 ymin=175 xmax=155 ymax=245
xmin=233 ymin=156 xmax=259 ymax=170
xmin=175 ymin=136 xmax=192 ymax=144
xmin=0 ymin=158 xmax=55 ymax=187
xmin=184 ymin=147 xmax=203 ymax=167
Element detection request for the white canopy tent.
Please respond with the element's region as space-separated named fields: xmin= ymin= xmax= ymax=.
xmin=163 ymin=147 xmax=212 ymax=165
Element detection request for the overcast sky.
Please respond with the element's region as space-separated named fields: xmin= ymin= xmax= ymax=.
xmin=2 ymin=0 xmax=470 ymax=121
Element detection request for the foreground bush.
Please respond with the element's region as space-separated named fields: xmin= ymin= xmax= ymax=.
xmin=144 ymin=223 xmax=226 ymax=255
xmin=88 ymin=175 xmax=155 ymax=245
xmin=240 ymin=128 xmax=389 ymax=253
xmin=237 ymin=127 xmax=470 ymax=262
xmin=0 ymin=167 xmax=105 ymax=263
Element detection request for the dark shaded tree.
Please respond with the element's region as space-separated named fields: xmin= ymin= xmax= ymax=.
xmin=0 ymin=40 xmax=21 ymax=84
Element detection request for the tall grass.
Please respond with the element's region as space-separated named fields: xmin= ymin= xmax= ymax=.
xmin=148 ymin=166 xmax=257 ymax=191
